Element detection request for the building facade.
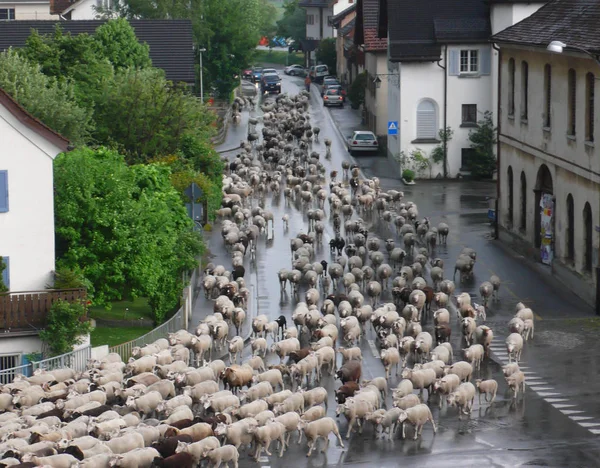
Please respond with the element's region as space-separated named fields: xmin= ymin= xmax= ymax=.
xmin=0 ymin=0 xmax=57 ymax=20
xmin=299 ymin=0 xmax=335 ymax=66
xmin=329 ymin=3 xmax=356 ymax=84
xmin=493 ymin=0 xmax=600 ymax=309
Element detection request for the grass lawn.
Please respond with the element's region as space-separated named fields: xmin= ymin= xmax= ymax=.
xmin=254 ymin=50 xmax=304 ymax=66
xmin=89 ymin=297 xmax=152 ymax=321
xmin=91 ymin=326 xmax=152 ymax=347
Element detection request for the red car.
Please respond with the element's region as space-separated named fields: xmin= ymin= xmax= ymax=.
xmin=242 ymin=68 xmax=253 ymax=80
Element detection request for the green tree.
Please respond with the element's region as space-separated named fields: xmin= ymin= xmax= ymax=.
xmin=54 ymin=147 xmax=203 ymax=322
xmin=93 ymin=19 xmax=152 ymax=69
xmin=0 ymin=257 xmax=7 ymax=293
xmin=93 ymin=67 xmax=215 ymax=163
xmin=257 ymin=0 xmax=278 ymax=39
xmin=39 ymin=300 xmax=92 ymax=356
xmin=0 ymin=49 xmax=92 ymax=145
xmin=316 ymin=37 xmax=336 ymax=73
xmin=348 ymin=71 xmax=367 ymax=109
xmin=468 ymin=111 xmax=497 ymax=178
xmin=276 ymin=0 xmax=306 ymax=46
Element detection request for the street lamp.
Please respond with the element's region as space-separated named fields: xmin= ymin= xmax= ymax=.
xmin=547 ymin=40 xmax=600 ymax=315
xmin=198 ymin=47 xmax=207 ymax=102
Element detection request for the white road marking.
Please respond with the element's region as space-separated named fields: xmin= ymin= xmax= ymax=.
xmin=367 ymin=339 xmax=380 ymax=359
xmin=570 ymin=416 xmax=594 ymax=421
xmin=529 ymin=387 xmax=555 ymax=391
xmin=543 ymin=398 xmax=568 ymax=403
xmin=560 ymin=409 xmax=584 ymax=415
xmin=577 ymin=422 xmax=600 ymax=428
xmin=588 ymin=429 xmax=600 ymax=435
xmin=527 ymin=381 xmax=549 ymax=385
xmin=475 ymin=437 xmax=495 ymax=448
xmin=538 ymin=392 xmax=562 ymax=396
xmin=523 ymin=376 xmax=542 ymax=380
xmin=553 ymin=403 xmax=577 ymax=409
xmin=258 ymin=457 xmax=269 ymax=463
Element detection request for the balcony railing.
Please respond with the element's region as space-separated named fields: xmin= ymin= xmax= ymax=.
xmin=0 ymin=288 xmax=87 ymax=331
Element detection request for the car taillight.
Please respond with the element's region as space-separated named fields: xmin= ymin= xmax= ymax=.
xmin=373 ymin=141 xmax=378 ymax=145
xmin=338 ymin=97 xmax=342 ymax=100
xmin=324 ymin=96 xmax=328 ymax=100
xmin=353 ymin=141 xmax=358 ymax=145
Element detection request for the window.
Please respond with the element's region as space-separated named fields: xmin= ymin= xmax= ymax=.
xmin=566 ymin=194 xmax=574 ymax=263
xmin=0 ymin=8 xmax=15 ymax=20
xmin=568 ymin=69 xmax=576 ymax=136
xmin=520 ymin=61 xmax=528 ymax=121
xmin=0 ymin=256 xmax=9 ymax=290
xmin=307 ymin=14 xmax=314 ymax=25
xmin=544 ymin=64 xmax=551 ymax=128
xmin=0 ymin=171 xmax=8 ymax=213
xmin=460 ymin=50 xmax=478 ymax=74
xmin=586 ymin=72 xmax=595 ymax=142
xmin=0 ymin=353 xmax=21 ymax=384
xmin=461 ymin=148 xmax=477 ymax=171
xmin=508 ymin=58 xmax=515 ymax=117
xmin=520 ymin=171 xmax=527 ymax=232
xmin=462 ymin=104 xmax=477 ymax=125
xmin=415 ymin=100 xmax=438 ymax=140
xmin=583 ymin=203 xmax=593 ymax=272
xmin=507 ymin=166 xmax=514 ymax=227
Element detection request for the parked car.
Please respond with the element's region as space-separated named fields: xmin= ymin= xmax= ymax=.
xmin=252 ymin=67 xmax=264 ymax=83
xmin=284 ymin=64 xmax=306 ymax=76
xmin=325 ymin=84 xmax=346 ymax=101
xmin=323 ymin=88 xmax=344 ymax=107
xmin=309 ymin=64 xmax=329 ymax=83
xmin=261 ymin=73 xmax=282 ymax=94
xmin=320 ymin=77 xmax=340 ymax=96
xmin=346 ymin=130 xmax=379 ymax=154
xmin=242 ymin=68 xmax=254 ymax=80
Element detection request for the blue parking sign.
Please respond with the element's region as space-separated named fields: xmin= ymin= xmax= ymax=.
xmin=388 ymin=121 xmax=398 ymax=135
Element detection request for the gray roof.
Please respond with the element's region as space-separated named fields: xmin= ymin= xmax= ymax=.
xmin=0 ymin=20 xmax=195 ymax=84
xmin=492 ymin=0 xmax=600 ymax=55
xmin=385 ymin=0 xmax=491 ymax=62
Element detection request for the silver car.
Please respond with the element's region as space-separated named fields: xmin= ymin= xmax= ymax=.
xmin=346 ymin=131 xmax=379 ymax=155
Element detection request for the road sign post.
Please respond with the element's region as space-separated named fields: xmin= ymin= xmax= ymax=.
xmin=388 ymin=121 xmax=398 ymax=135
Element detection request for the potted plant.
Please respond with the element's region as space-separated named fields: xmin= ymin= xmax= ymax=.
xmin=402 ymin=169 xmax=416 ymax=185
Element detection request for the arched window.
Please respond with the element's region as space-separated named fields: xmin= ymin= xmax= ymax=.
xmin=521 ymin=61 xmax=529 ymax=120
xmin=566 ymin=194 xmax=574 ymax=263
xmin=416 ymin=100 xmax=438 ymax=140
xmin=520 ymin=171 xmax=527 ymax=232
xmin=544 ymin=64 xmax=552 ymax=127
xmin=583 ymin=203 xmax=593 ymax=272
xmin=508 ymin=58 xmax=515 ymax=116
xmin=507 ymin=166 xmax=514 ymax=227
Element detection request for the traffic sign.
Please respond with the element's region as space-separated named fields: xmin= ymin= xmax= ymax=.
xmin=388 ymin=121 xmax=398 ymax=135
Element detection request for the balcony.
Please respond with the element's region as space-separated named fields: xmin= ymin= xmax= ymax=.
xmin=0 ymin=288 xmax=87 ymax=333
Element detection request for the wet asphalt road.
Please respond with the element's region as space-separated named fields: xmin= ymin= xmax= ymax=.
xmin=191 ymin=71 xmax=600 ymax=467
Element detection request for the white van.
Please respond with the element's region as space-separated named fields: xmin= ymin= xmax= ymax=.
xmin=311 ymin=64 xmax=329 ymax=83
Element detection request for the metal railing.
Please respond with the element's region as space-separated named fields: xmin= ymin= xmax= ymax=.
xmin=31 ymin=345 xmax=91 ymax=373
xmin=108 ymin=267 xmax=200 ymax=361
xmin=0 ymin=363 xmax=32 ymax=385
xmin=0 ymin=345 xmax=91 ymax=385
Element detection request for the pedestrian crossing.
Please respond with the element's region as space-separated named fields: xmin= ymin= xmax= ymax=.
xmin=489 ymin=336 xmax=599 ymax=435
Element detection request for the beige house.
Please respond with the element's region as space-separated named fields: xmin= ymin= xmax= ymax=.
xmin=493 ymin=0 xmax=600 ymax=311
xmin=0 ymin=0 xmax=57 ymax=19
xmin=329 ymin=3 xmax=357 ymax=84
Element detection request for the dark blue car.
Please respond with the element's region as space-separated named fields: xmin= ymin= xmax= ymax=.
xmin=261 ymin=74 xmax=281 ymax=94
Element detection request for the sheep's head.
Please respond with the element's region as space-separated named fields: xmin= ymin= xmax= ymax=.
xmin=175 ymin=441 xmax=189 ymax=453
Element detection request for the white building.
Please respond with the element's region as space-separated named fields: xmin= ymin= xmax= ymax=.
xmin=493 ymin=0 xmax=600 ymax=310
xmin=354 ymin=0 xmax=387 ymax=137
xmin=299 ymin=0 xmax=335 ymax=66
xmin=379 ymin=0 xmax=544 ymax=178
xmin=0 ymin=0 xmax=57 ymax=19
xmin=0 ymin=88 xmax=69 ymax=292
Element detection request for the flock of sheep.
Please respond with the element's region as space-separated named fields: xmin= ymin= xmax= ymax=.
xmin=0 ymin=90 xmax=539 ymax=468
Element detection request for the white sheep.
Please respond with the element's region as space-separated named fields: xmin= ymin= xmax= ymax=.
xmin=125 ymin=391 xmax=163 ymax=418
xmin=240 ymin=381 xmax=273 ymax=403
xmin=250 ymin=337 xmax=268 ymax=357
xmin=506 ymin=332 xmax=524 ymax=363
xmin=201 ymin=445 xmax=239 ymax=468
xmin=397 ymin=404 xmax=437 ymax=440
xmin=506 ymin=371 xmax=526 ymax=399
xmin=249 ymin=421 xmax=287 ymax=459
xmin=271 ymin=411 xmax=302 ymax=445
xmin=461 ymin=317 xmax=477 ymax=346
xmin=108 ymin=447 xmax=160 ymax=468
xmin=523 ymin=318 xmax=534 ymax=341
xmin=447 ymin=382 xmax=476 ymax=419
xmin=380 ymin=348 xmax=401 ymax=379
xmin=300 ymin=387 xmax=328 ymax=410
xmin=298 ymin=417 xmax=345 ymax=456
xmin=443 ymin=361 xmax=473 ymax=382
xmin=432 ymin=374 xmax=460 ymax=409
xmin=392 ymin=379 xmax=414 ymax=399
xmin=175 ymin=437 xmax=221 ymax=465
xmin=502 ymin=362 xmax=520 ymax=377
xmin=462 ymin=344 xmax=485 ymax=370
xmin=475 ymin=379 xmax=498 ymax=404
xmin=228 ymin=336 xmax=244 ymax=364
xmin=105 ymin=432 xmax=145 ymax=454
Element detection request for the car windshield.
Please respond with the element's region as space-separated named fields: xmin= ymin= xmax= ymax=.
xmin=253 ymin=68 xmax=263 ymax=73
xmin=355 ymin=133 xmax=375 ymax=140
xmin=316 ymin=66 xmax=327 ymax=71
xmin=324 ymin=80 xmax=338 ymax=86
xmin=264 ymin=75 xmax=280 ymax=82
xmin=325 ymin=89 xmax=340 ymax=95
xmin=263 ymin=69 xmax=277 ymax=74
xmin=328 ymin=85 xmax=342 ymax=90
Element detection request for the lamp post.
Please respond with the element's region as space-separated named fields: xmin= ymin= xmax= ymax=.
xmin=547 ymin=40 xmax=600 ymax=314
xmin=198 ymin=47 xmax=206 ymax=102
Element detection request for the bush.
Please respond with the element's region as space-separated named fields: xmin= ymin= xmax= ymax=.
xmin=348 ymin=71 xmax=367 ymax=108
xmin=402 ymin=169 xmax=415 ymax=182
xmin=39 ymin=300 xmax=92 ymax=356
xmin=469 ymin=111 xmax=497 ymax=178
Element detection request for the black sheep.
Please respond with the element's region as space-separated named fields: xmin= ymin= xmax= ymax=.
xmin=232 ymin=265 xmax=245 ymax=280
xmin=151 ymin=453 xmax=195 ymax=468
xmin=275 ymin=315 xmax=287 ymax=339
xmin=151 ymin=435 xmax=194 ymax=458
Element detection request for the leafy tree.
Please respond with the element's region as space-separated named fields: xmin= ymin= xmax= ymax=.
xmin=0 ymin=49 xmax=92 ymax=145
xmin=93 ymin=67 xmax=215 ymax=163
xmin=39 ymin=300 xmax=92 ymax=356
xmin=348 ymin=71 xmax=367 ymax=109
xmin=93 ymin=19 xmax=152 ymax=69
xmin=257 ymin=0 xmax=278 ymax=39
xmin=276 ymin=0 xmax=306 ymax=46
xmin=0 ymin=257 xmax=7 ymax=293
xmin=316 ymin=38 xmax=336 ymax=73
xmin=468 ymin=111 xmax=497 ymax=178
xmin=54 ymin=147 xmax=203 ymax=322
xmin=47 ymin=266 xmax=91 ymax=290
xmin=431 ymin=126 xmax=453 ymax=176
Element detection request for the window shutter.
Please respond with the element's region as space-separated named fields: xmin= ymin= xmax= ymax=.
xmin=0 ymin=171 xmax=8 ymax=213
xmin=480 ymin=48 xmax=491 ymax=75
xmin=448 ymin=49 xmax=459 ymax=76
xmin=417 ymin=101 xmax=437 ymax=139
xmin=1 ymin=257 xmax=9 ymax=290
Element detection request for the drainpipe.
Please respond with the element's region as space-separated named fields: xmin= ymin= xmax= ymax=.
xmin=493 ymin=43 xmax=502 ymax=241
xmin=436 ymin=46 xmax=448 ymax=178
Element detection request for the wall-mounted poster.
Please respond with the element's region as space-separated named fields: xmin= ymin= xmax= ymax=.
xmin=540 ymin=193 xmax=554 ymax=265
